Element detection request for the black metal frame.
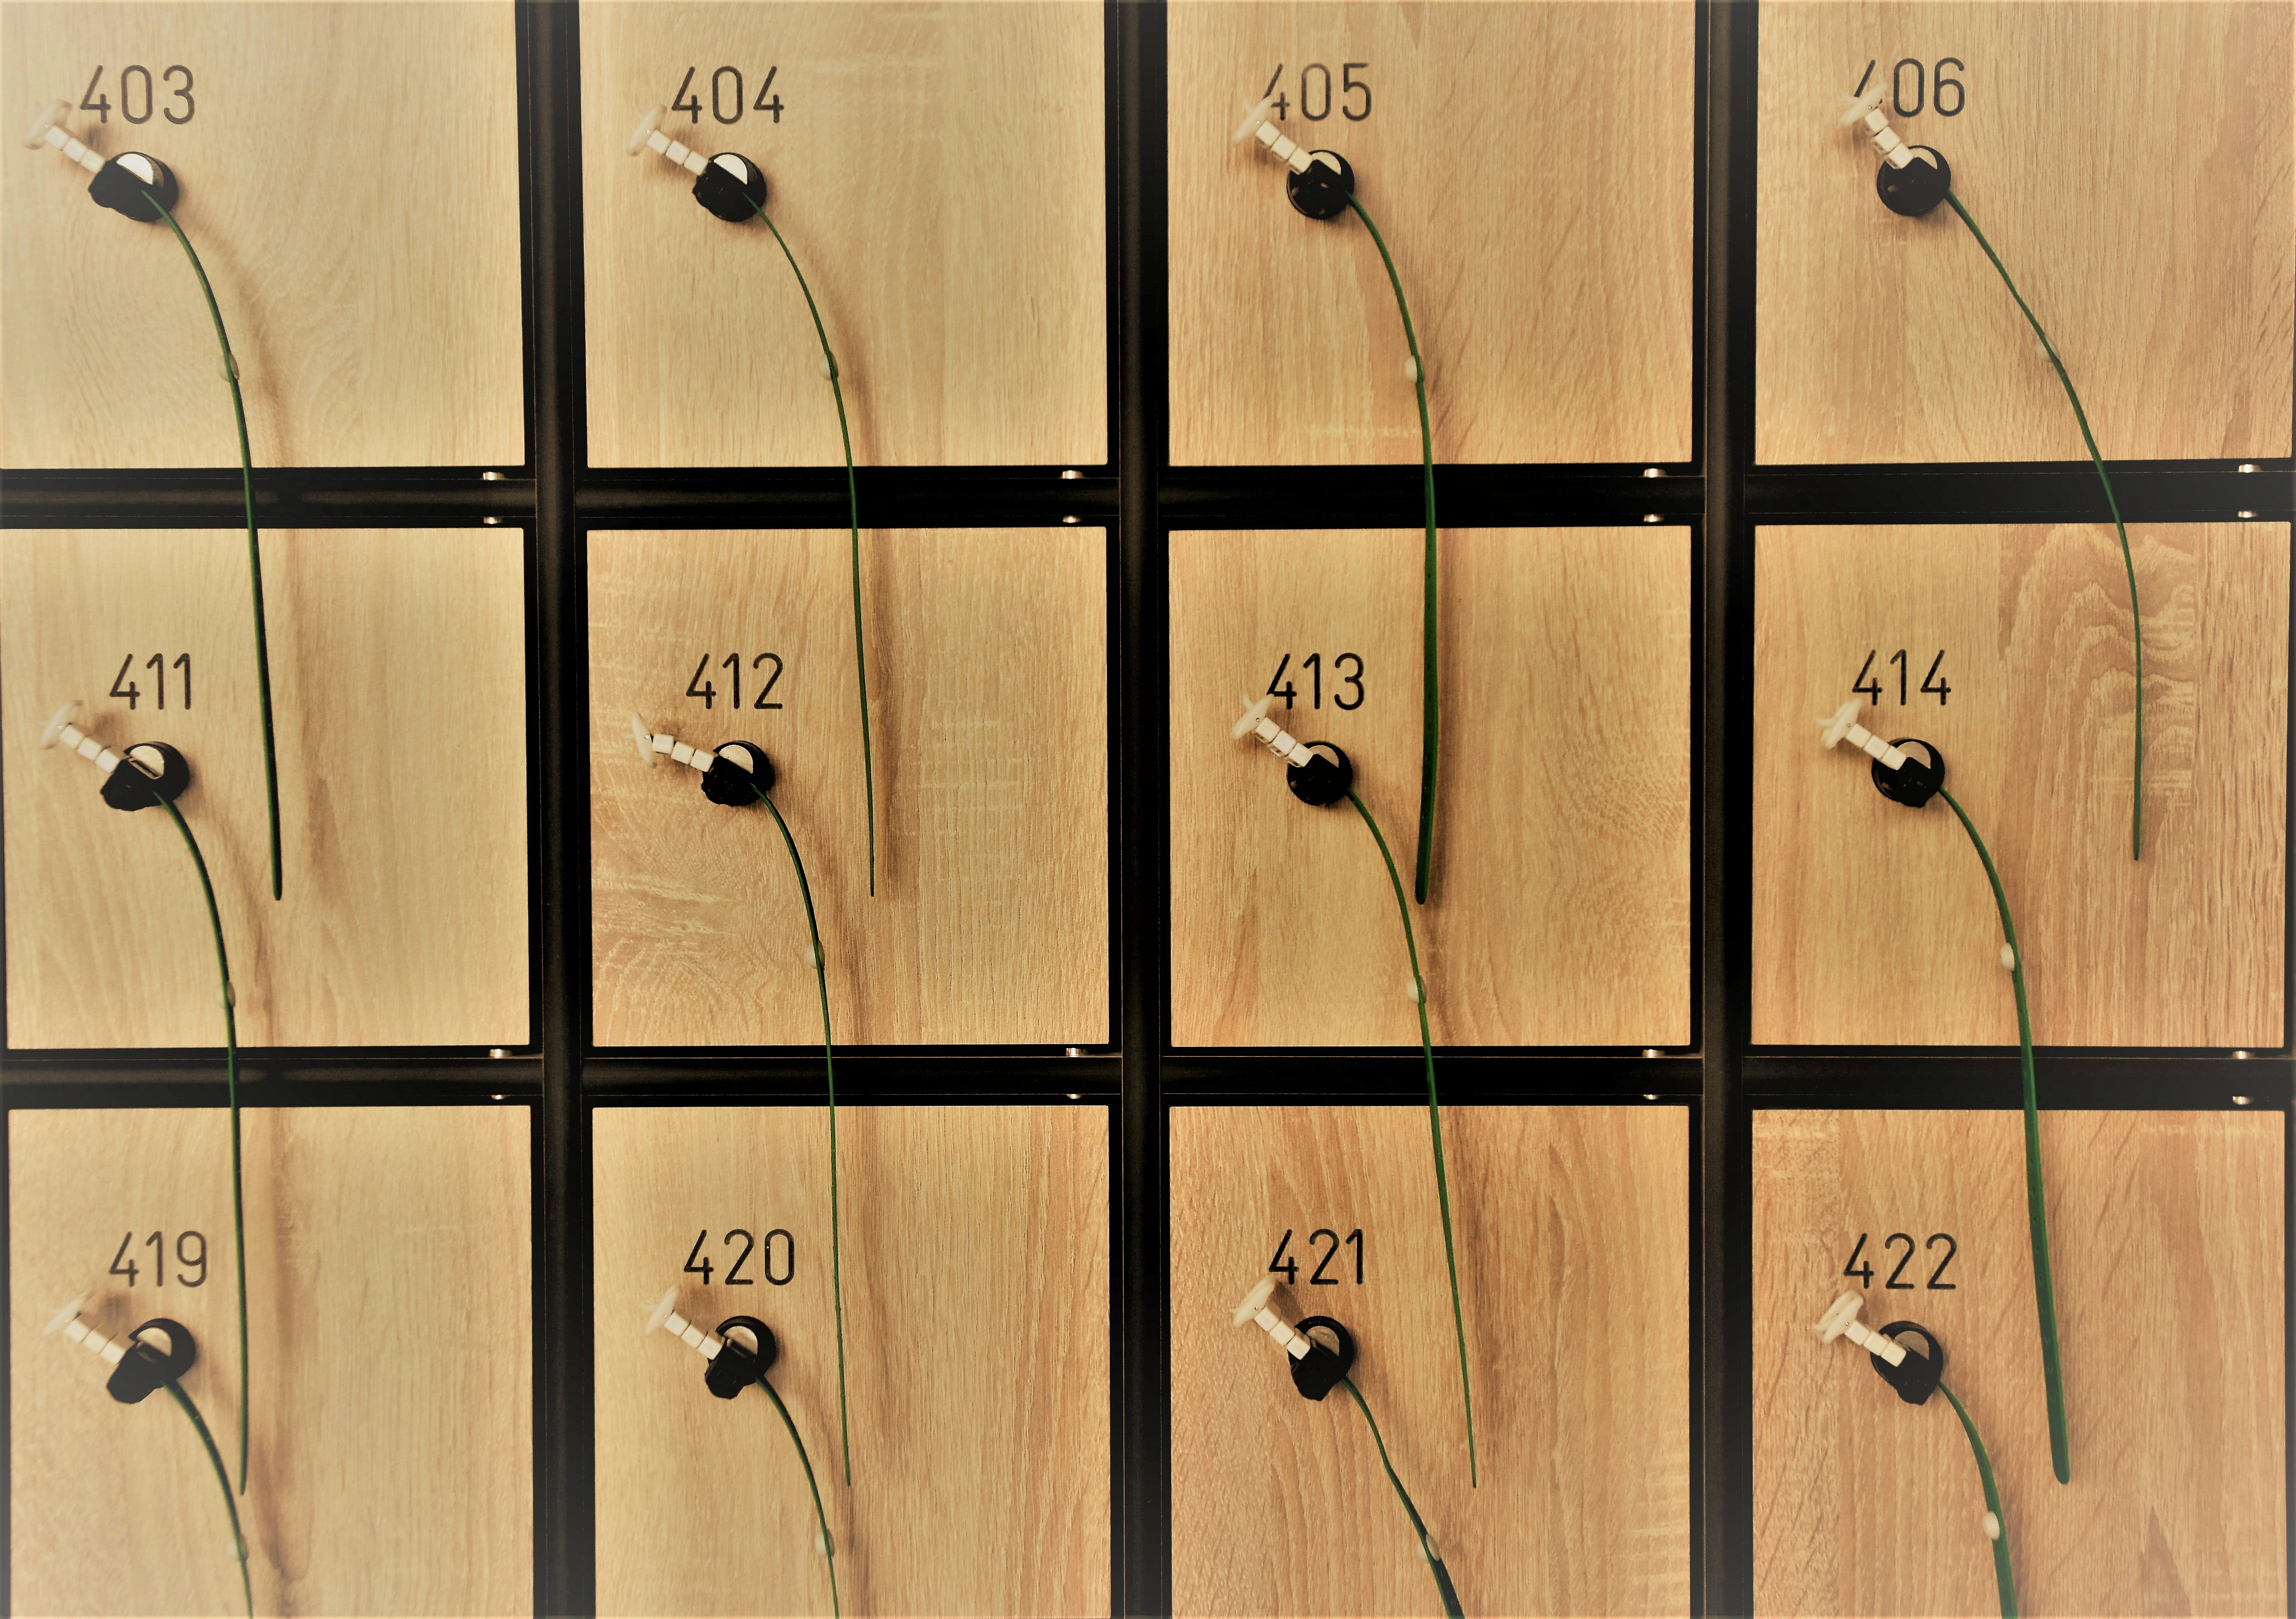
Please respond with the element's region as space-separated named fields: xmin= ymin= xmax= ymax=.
xmin=3 ymin=3 xmax=2291 ymax=1615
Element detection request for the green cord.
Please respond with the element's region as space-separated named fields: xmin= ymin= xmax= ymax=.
xmin=1938 ymin=1379 xmax=2019 ymax=1619
xmin=1945 ymin=190 xmax=2143 ymax=862
xmin=1935 ymin=785 xmax=2069 ymax=1483
xmin=145 ymin=191 xmax=281 ymax=902
xmin=1339 ymin=1377 xmax=1465 ymax=1618
xmin=154 ymin=788 xmax=250 ymax=1496
xmin=749 ymin=201 xmax=876 ymax=899
xmin=163 ymin=1380 xmax=253 ymax=1619
xmin=1344 ymin=195 xmax=1440 ymax=906
xmin=1345 ymin=788 xmax=1476 ymax=1486
xmin=754 ymin=1373 xmax=841 ymax=1618
xmin=749 ymin=783 xmax=854 ymax=1487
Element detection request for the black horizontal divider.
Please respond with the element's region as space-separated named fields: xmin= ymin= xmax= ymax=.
xmin=2 ymin=2 xmax=2291 ymax=1615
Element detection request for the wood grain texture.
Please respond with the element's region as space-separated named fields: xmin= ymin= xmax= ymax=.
xmin=590 ymin=528 xmax=1108 ymax=1047
xmin=0 ymin=2 xmax=524 ymax=469
xmin=1170 ymin=1105 xmax=1690 ymax=1617
xmin=1756 ymin=0 xmax=2295 ymax=464
xmin=1167 ymin=0 xmax=1695 ymax=466
xmin=579 ymin=2 xmax=1106 ymax=469
xmin=1751 ymin=523 xmax=2287 ymax=1047
xmin=2 ymin=528 xmax=530 ymax=1049
xmin=1169 ymin=528 xmax=1689 ymax=1047
xmin=1752 ymin=1109 xmax=2286 ymax=1617
xmin=10 ymin=1105 xmax=534 ymax=1617
xmin=593 ymin=1105 xmax=1110 ymax=1617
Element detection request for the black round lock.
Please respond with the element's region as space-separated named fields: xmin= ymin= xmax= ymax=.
xmin=1869 ymin=1319 xmax=1945 ymax=1406
xmin=88 ymin=152 xmax=179 ymax=221
xmin=1289 ymin=1315 xmax=1357 ymax=1401
xmin=1871 ymin=737 xmax=1945 ymax=808
xmin=1285 ymin=742 xmax=1353 ymax=808
xmin=106 ymin=1318 xmax=197 ymax=1405
xmin=99 ymin=741 xmax=191 ymax=812
xmin=1285 ymin=150 xmax=1355 ymax=220
xmin=703 ymin=1315 xmax=780 ymax=1399
xmin=702 ymin=740 xmax=775 ymax=806
xmin=1876 ymin=148 xmax=1951 ymax=217
xmin=692 ymin=152 xmax=770 ymax=222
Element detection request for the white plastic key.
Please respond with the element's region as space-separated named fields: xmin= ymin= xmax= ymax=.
xmin=1813 ymin=1290 xmax=1908 ymax=1367
xmin=645 ymin=1285 xmax=726 ymax=1362
xmin=1816 ymin=698 xmax=1911 ymax=773
xmin=37 ymin=700 xmax=165 ymax=783
xmin=1233 ymin=93 xmax=1341 ymax=182
xmin=1837 ymin=85 xmax=1936 ymax=170
xmin=631 ymin=716 xmax=721 ymax=780
xmin=1229 ymin=695 xmax=1320 ymax=771
xmin=23 ymin=101 xmax=105 ymax=176
xmin=1230 ymin=1278 xmax=1312 ymax=1361
xmin=627 ymin=105 xmax=709 ymax=177
xmin=45 ymin=1292 xmax=132 ymax=1369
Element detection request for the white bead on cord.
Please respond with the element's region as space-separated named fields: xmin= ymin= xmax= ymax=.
xmin=37 ymin=700 xmax=165 ymax=784
xmin=44 ymin=1291 xmax=133 ymax=1369
xmin=1837 ymin=84 xmax=1937 ymax=171
xmin=645 ymin=1285 xmax=727 ymax=1362
xmin=1813 ymin=1290 xmax=1909 ymax=1367
xmin=1230 ymin=1276 xmax=1312 ymax=1362
xmin=23 ymin=100 xmax=105 ymax=176
xmin=627 ymin=105 xmax=709 ymax=177
xmin=1817 ymin=697 xmax=1912 ymax=774
xmin=630 ymin=713 xmax=722 ymax=777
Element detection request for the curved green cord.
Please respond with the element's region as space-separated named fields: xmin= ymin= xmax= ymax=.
xmin=145 ymin=191 xmax=281 ymax=902
xmin=1936 ymin=785 xmax=2069 ymax=1483
xmin=1345 ymin=787 xmax=1475 ymax=1486
xmin=1339 ymin=1377 xmax=1465 ymax=1618
xmin=155 ymin=789 xmax=250 ymax=1496
xmin=164 ymin=1379 xmax=254 ymax=1618
xmin=1938 ymin=1379 xmax=2019 ymax=1619
xmin=749 ymin=202 xmax=876 ymax=899
xmin=1945 ymin=190 xmax=2143 ymax=861
xmin=1344 ymin=195 xmax=1440 ymax=906
xmin=754 ymin=1373 xmax=842 ymax=1618
xmin=749 ymin=784 xmax=853 ymax=1487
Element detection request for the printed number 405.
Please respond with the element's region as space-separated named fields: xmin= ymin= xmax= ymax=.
xmin=1269 ymin=1227 xmax=1364 ymax=1285
xmin=1843 ymin=1230 xmax=1957 ymax=1290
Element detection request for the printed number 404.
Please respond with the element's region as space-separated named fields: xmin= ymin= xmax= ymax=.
xmin=1843 ymin=1230 xmax=1957 ymax=1290
xmin=1269 ymin=1227 xmax=1364 ymax=1285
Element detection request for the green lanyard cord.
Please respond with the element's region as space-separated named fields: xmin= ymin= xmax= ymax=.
xmin=164 ymin=1379 xmax=254 ymax=1618
xmin=1338 ymin=1376 xmax=1465 ymax=1618
xmin=154 ymin=788 xmax=250 ymax=1496
xmin=144 ymin=191 xmax=282 ymax=902
xmin=754 ymin=1372 xmax=842 ymax=1618
xmin=1936 ymin=785 xmax=2068 ymax=1482
xmin=1946 ymin=189 xmax=2143 ymax=861
xmin=1346 ymin=788 xmax=1475 ymax=1486
xmin=749 ymin=201 xmax=877 ymax=899
xmin=1344 ymin=194 xmax=1440 ymax=906
xmin=750 ymin=783 xmax=854 ymax=1487
xmin=1937 ymin=1378 xmax=2019 ymax=1619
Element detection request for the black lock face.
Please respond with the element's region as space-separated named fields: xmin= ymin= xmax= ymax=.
xmin=106 ymin=1318 xmax=197 ymax=1404
xmin=1288 ymin=1315 xmax=1358 ymax=1401
xmin=99 ymin=741 xmax=192 ymax=812
xmin=1872 ymin=737 xmax=1945 ymax=808
xmin=692 ymin=152 xmax=770 ymax=222
xmin=1876 ymin=148 xmax=1952 ymax=217
xmin=703 ymin=741 xmax=775 ymax=805
xmin=88 ymin=152 xmax=179 ymax=221
xmin=1869 ymin=1320 xmax=1945 ymax=1406
xmin=1286 ymin=742 xmax=1354 ymax=808
xmin=1286 ymin=150 xmax=1355 ymax=220
xmin=703 ymin=1315 xmax=780 ymax=1399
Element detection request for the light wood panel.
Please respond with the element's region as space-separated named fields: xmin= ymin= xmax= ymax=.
xmin=593 ymin=1105 xmax=1110 ymax=1617
xmin=10 ymin=1105 xmax=534 ymax=1616
xmin=2 ymin=528 xmax=530 ymax=1049
xmin=1752 ymin=1109 xmax=2286 ymax=1617
xmin=1170 ymin=1105 xmax=1689 ymax=1617
xmin=1752 ymin=522 xmax=2286 ymax=1048
xmin=579 ymin=2 xmax=1106 ymax=469
xmin=1756 ymin=1 xmax=2294 ymax=464
xmin=1169 ymin=528 xmax=1689 ymax=1047
xmin=1168 ymin=1 xmax=1695 ymax=466
xmin=590 ymin=528 xmax=1108 ymax=1047
xmin=0 ymin=3 xmax=524 ymax=469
